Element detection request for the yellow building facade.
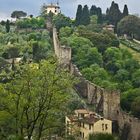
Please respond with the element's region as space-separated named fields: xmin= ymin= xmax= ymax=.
xmin=66 ymin=109 xmax=112 ymax=140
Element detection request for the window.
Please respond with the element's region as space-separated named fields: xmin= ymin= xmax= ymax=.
xmin=105 ymin=124 xmax=108 ymax=130
xmin=78 ymin=122 xmax=81 ymax=127
xmin=55 ymin=10 xmax=57 ymax=13
xmin=82 ymin=123 xmax=84 ymax=128
xmin=80 ymin=132 xmax=82 ymax=137
xmin=67 ymin=121 xmax=69 ymax=125
xmin=102 ymin=123 xmax=104 ymax=131
xmin=83 ymin=132 xmax=84 ymax=138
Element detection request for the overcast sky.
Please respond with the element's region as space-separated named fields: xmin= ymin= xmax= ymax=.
xmin=0 ymin=0 xmax=139 ymax=20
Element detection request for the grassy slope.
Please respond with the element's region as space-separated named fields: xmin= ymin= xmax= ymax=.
xmin=120 ymin=43 xmax=140 ymax=63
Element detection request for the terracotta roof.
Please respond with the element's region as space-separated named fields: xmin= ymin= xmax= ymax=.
xmin=67 ymin=115 xmax=78 ymax=122
xmin=75 ymin=109 xmax=89 ymax=114
xmin=80 ymin=115 xmax=100 ymax=124
xmin=106 ymin=24 xmax=115 ymax=28
xmin=46 ymin=5 xmax=60 ymax=8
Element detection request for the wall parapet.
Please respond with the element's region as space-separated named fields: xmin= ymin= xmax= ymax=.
xmin=53 ymin=27 xmax=71 ymax=66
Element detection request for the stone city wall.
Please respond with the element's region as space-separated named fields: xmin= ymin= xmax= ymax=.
xmin=52 ymin=27 xmax=140 ymax=140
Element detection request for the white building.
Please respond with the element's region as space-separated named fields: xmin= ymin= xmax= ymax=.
xmin=42 ymin=3 xmax=61 ymax=15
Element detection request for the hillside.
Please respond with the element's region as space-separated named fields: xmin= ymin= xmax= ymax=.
xmin=120 ymin=43 xmax=140 ymax=63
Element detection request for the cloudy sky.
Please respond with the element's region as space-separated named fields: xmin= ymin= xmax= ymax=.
xmin=0 ymin=0 xmax=139 ymax=20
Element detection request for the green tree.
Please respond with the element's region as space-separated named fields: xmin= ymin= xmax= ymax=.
xmin=4 ymin=45 xmax=20 ymax=70
xmin=96 ymin=7 xmax=102 ymax=24
xmin=81 ymin=5 xmax=90 ymax=26
xmin=5 ymin=20 xmax=10 ymax=33
xmin=131 ymin=96 xmax=140 ymax=118
xmin=82 ymin=64 xmax=110 ymax=88
xmin=11 ymin=11 xmax=27 ymax=19
xmin=118 ymin=15 xmax=140 ymax=39
xmin=59 ymin=26 xmax=73 ymax=38
xmin=0 ymin=59 xmax=75 ymax=139
xmin=53 ymin=14 xmax=72 ymax=30
xmin=75 ymin=5 xmax=83 ymax=26
xmin=122 ymin=5 xmax=129 ymax=18
xmin=115 ymin=69 xmax=129 ymax=82
xmin=5 ymin=46 xmax=20 ymax=59
xmin=103 ymin=47 xmax=122 ymax=73
xmin=121 ymin=88 xmax=140 ymax=111
xmin=32 ymin=41 xmax=50 ymax=62
xmin=90 ymin=5 xmax=97 ymax=16
xmin=132 ymin=69 xmax=140 ymax=88
xmin=108 ymin=1 xmax=122 ymax=30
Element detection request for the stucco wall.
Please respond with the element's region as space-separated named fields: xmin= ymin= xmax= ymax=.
xmin=93 ymin=119 xmax=112 ymax=134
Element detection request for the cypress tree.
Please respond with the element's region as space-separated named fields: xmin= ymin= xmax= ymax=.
xmin=106 ymin=8 xmax=110 ymax=15
xmin=90 ymin=5 xmax=97 ymax=16
xmin=108 ymin=1 xmax=122 ymax=25
xmin=81 ymin=5 xmax=90 ymax=25
xmin=75 ymin=5 xmax=82 ymax=26
xmin=97 ymin=7 xmax=102 ymax=24
xmin=5 ymin=19 xmax=10 ymax=33
xmin=123 ymin=4 xmax=129 ymax=18
xmin=106 ymin=8 xmax=110 ymax=21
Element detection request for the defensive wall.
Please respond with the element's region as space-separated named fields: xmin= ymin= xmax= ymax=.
xmin=52 ymin=27 xmax=140 ymax=140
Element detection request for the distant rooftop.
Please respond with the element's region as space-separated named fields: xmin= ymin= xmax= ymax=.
xmin=75 ymin=109 xmax=89 ymax=114
xmin=43 ymin=3 xmax=60 ymax=8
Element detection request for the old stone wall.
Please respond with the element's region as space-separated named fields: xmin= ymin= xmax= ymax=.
xmin=53 ymin=28 xmax=71 ymax=66
xmin=70 ymin=63 xmax=119 ymax=118
xmin=52 ymin=27 xmax=140 ymax=140
xmin=118 ymin=111 xmax=140 ymax=140
xmin=103 ymin=91 xmax=120 ymax=120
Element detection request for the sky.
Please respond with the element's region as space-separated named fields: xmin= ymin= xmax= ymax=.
xmin=0 ymin=0 xmax=139 ymax=20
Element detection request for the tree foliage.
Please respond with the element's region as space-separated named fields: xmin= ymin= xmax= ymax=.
xmin=80 ymin=5 xmax=90 ymax=26
xmin=0 ymin=59 xmax=75 ymax=139
xmin=107 ymin=1 xmax=122 ymax=26
xmin=88 ymin=133 xmax=115 ymax=140
xmin=122 ymin=5 xmax=129 ymax=18
xmin=131 ymin=96 xmax=140 ymax=118
xmin=53 ymin=14 xmax=72 ymax=30
xmin=16 ymin=17 xmax=46 ymax=29
xmin=75 ymin=5 xmax=83 ymax=26
xmin=118 ymin=15 xmax=140 ymax=39
xmin=5 ymin=20 xmax=10 ymax=33
xmin=11 ymin=11 xmax=27 ymax=19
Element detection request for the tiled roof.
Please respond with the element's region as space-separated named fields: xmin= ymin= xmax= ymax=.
xmin=75 ymin=109 xmax=89 ymax=114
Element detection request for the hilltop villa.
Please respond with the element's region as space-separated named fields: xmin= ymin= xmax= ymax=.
xmin=42 ymin=2 xmax=61 ymax=15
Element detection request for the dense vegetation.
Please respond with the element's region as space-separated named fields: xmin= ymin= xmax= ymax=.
xmin=16 ymin=17 xmax=46 ymax=29
xmin=0 ymin=19 xmax=82 ymax=139
xmin=0 ymin=1 xmax=140 ymax=139
xmin=55 ymin=2 xmax=140 ymax=119
xmin=89 ymin=133 xmax=116 ymax=140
